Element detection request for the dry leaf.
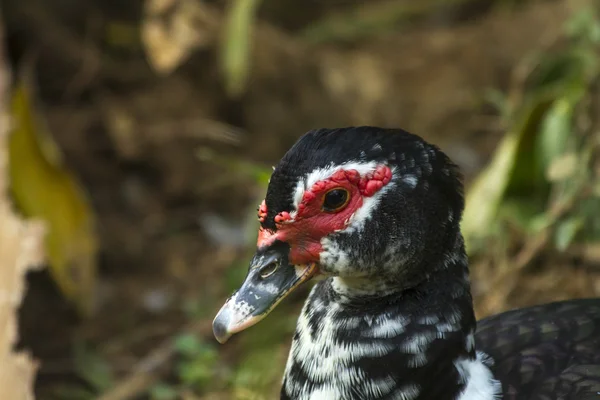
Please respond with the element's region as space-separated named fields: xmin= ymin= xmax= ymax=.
xmin=142 ymin=0 xmax=219 ymax=74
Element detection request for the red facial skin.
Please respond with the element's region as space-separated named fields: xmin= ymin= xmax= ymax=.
xmin=257 ymin=200 xmax=268 ymax=223
xmin=257 ymin=165 xmax=392 ymax=264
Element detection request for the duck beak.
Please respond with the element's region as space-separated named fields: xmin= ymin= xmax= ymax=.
xmin=212 ymin=244 xmax=318 ymax=344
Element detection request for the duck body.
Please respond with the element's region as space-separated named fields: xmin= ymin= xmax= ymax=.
xmin=212 ymin=127 xmax=600 ymax=400
xmin=477 ymin=298 xmax=600 ymax=400
xmin=284 ymin=278 xmax=600 ymax=400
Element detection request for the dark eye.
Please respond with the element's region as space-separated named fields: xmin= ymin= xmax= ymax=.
xmin=322 ymin=188 xmax=350 ymax=212
xmin=260 ymin=262 xmax=278 ymax=279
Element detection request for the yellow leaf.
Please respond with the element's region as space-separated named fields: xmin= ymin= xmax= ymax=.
xmin=8 ymin=76 xmax=98 ymax=316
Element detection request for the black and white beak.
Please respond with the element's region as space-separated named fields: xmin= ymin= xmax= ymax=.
xmin=212 ymin=242 xmax=318 ymax=343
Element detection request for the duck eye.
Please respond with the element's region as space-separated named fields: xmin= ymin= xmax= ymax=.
xmin=322 ymin=188 xmax=350 ymax=212
xmin=260 ymin=262 xmax=278 ymax=279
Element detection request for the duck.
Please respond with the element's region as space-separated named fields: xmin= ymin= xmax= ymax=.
xmin=212 ymin=126 xmax=600 ymax=400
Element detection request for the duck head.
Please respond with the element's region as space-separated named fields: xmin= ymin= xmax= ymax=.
xmin=213 ymin=126 xmax=464 ymax=343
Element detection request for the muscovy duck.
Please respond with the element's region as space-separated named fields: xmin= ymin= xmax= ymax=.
xmin=212 ymin=127 xmax=600 ymax=400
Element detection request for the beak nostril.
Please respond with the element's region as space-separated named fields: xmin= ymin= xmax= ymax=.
xmin=260 ymin=262 xmax=279 ymax=279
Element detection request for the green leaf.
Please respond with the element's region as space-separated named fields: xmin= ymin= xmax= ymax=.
xmin=150 ymin=384 xmax=179 ymax=400
xmin=231 ymin=302 xmax=298 ymax=397
xmin=497 ymin=197 xmax=547 ymax=233
xmin=528 ymin=212 xmax=555 ymax=234
xmin=546 ymin=152 xmax=577 ymax=182
xmin=537 ymin=98 xmax=573 ymax=176
xmin=178 ymin=359 xmax=215 ymax=388
xmin=73 ymin=342 xmax=114 ymax=392
xmin=554 ymin=216 xmax=584 ymax=251
xmin=47 ymin=385 xmax=95 ymax=400
xmin=464 ymin=5 xmax=600 ymax=255
xmin=462 ymin=95 xmax=552 ymax=251
xmin=463 ymin=70 xmax=586 ymax=251
xmin=196 ymin=146 xmax=271 ymax=185
xmin=221 ymin=0 xmax=262 ymax=97
xmin=173 ymin=333 xmax=204 ymax=357
xmin=300 ymin=0 xmax=472 ymax=44
xmin=565 ymin=7 xmax=600 ymax=43
xmin=484 ymin=88 xmax=510 ymax=119
xmin=463 ymin=131 xmax=519 ymax=251
xmin=578 ymin=197 xmax=600 ymax=241
xmin=174 ymin=339 xmax=218 ymax=389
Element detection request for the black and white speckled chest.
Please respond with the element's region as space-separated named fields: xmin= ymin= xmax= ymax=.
xmin=281 ymin=262 xmax=498 ymax=400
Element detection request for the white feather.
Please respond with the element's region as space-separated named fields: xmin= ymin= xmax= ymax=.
xmin=455 ymin=352 xmax=502 ymax=400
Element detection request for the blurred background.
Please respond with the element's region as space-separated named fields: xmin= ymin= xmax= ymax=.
xmin=0 ymin=0 xmax=599 ymax=398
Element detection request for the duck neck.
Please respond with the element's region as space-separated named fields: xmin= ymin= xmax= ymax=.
xmin=329 ymin=233 xmax=473 ymax=314
xmin=282 ymin=235 xmax=481 ymax=400
xmin=330 ymin=275 xmax=404 ymax=301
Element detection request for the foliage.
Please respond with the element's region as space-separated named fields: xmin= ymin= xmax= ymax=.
xmin=147 ymin=147 xmax=285 ymax=398
xmin=221 ymin=0 xmax=263 ymax=97
xmin=196 ymin=146 xmax=271 ymax=186
xmin=174 ymin=334 xmax=219 ymax=390
xmin=49 ymin=342 xmax=114 ymax=399
xmin=229 ymin=302 xmax=298 ymax=399
xmin=73 ymin=341 xmax=115 ymax=394
xmin=463 ymin=7 xmax=600 ymax=255
xmin=145 ymin=334 xmax=220 ymax=399
xmin=301 ymin=0 xmax=473 ymax=44
xmin=8 ymin=74 xmax=98 ymax=316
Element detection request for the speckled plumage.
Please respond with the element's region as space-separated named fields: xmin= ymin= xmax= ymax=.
xmin=280 ymin=236 xmax=498 ymax=400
